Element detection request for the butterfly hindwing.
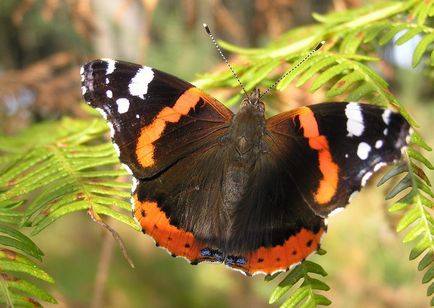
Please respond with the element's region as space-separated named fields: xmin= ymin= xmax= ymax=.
xmin=81 ymin=59 xmax=233 ymax=178
xmin=266 ymin=102 xmax=411 ymax=217
xmin=132 ymin=130 xmax=326 ymax=275
xmin=228 ymin=145 xmax=326 ymax=274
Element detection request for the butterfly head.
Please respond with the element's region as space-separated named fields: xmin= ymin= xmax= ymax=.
xmin=241 ymin=88 xmax=265 ymax=115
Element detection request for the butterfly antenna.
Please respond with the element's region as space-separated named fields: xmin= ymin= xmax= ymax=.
xmin=260 ymin=40 xmax=325 ymax=98
xmin=203 ymin=23 xmax=249 ymax=99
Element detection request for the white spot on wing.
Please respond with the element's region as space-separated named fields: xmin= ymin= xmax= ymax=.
xmin=345 ymin=153 xmax=349 ymax=158
xmin=136 ymin=114 xmax=140 ymax=119
xmin=122 ymin=163 xmax=133 ymax=175
xmin=103 ymin=59 xmax=116 ymax=75
xmin=361 ymin=171 xmax=373 ymax=186
xmin=345 ymin=103 xmax=364 ymax=137
xmin=116 ymin=98 xmax=130 ymax=114
xmin=80 ymin=66 xmax=84 ymax=75
xmin=406 ymin=128 xmax=413 ymax=143
xmin=383 ymin=128 xmax=388 ymax=136
xmin=374 ymin=162 xmax=387 ymax=172
xmin=106 ymin=78 xmax=110 ymax=84
xmin=328 ymin=207 xmax=344 ymax=217
xmin=113 ymin=143 xmax=120 ymax=157
xmin=131 ymin=196 xmax=140 ymax=225
xmin=131 ymin=177 xmax=138 ymax=193
xmin=106 ymin=90 xmax=113 ymax=98
xmin=95 ymin=108 xmax=107 ymax=120
xmin=129 ymin=67 xmax=154 ymax=99
xmin=108 ymin=122 xmax=115 ymax=137
xmin=375 ymin=140 xmax=384 ymax=149
xmin=382 ymin=109 xmax=392 ymax=125
xmin=81 ymin=86 xmax=87 ymax=95
xmin=349 ymin=191 xmax=359 ymax=202
xmin=357 ymin=142 xmax=371 ymax=160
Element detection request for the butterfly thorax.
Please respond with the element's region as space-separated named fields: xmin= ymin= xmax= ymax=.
xmin=221 ymin=89 xmax=266 ymax=223
xmin=227 ymin=89 xmax=266 ymax=159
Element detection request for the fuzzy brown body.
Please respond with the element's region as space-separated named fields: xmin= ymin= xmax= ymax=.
xmin=221 ymin=91 xmax=267 ymax=233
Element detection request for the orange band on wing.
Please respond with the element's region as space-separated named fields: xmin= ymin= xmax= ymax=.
xmin=298 ymin=107 xmax=339 ymax=204
xmin=240 ymin=227 xmax=324 ymax=275
xmin=297 ymin=107 xmax=320 ymax=136
xmin=136 ymin=87 xmax=202 ymax=167
xmin=133 ymin=194 xmax=207 ymax=262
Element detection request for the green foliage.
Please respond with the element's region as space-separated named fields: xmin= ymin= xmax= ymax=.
xmin=196 ymin=1 xmax=433 ymax=124
xmin=378 ymin=143 xmax=434 ymax=306
xmin=195 ymin=1 xmax=433 ymax=306
xmin=0 ymin=117 xmax=138 ymax=233
xmin=0 ymin=225 xmax=56 ymax=307
xmin=0 ymin=117 xmax=138 ymax=306
xmin=268 ymin=253 xmax=331 ymax=307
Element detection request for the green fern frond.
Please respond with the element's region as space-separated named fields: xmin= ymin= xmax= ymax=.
xmin=195 ymin=0 xmax=434 ymax=97
xmin=269 ymin=257 xmax=331 ymax=307
xmin=0 ymin=200 xmax=25 ymax=225
xmin=0 ymin=116 xmax=142 ymax=306
xmin=0 ymin=226 xmax=56 ymax=307
xmin=0 ymin=118 xmax=139 ymax=234
xmin=199 ymin=47 xmax=415 ymax=124
xmin=363 ymin=21 xmax=434 ymax=67
xmin=409 ymin=0 xmax=434 ymax=25
xmin=377 ymin=141 xmax=433 ymax=305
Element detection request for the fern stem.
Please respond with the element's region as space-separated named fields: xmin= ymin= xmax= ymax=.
xmin=266 ymin=37 xmax=322 ymax=59
xmin=341 ymin=2 xmax=414 ymax=30
xmin=405 ymin=150 xmax=434 ymax=256
xmin=91 ymin=230 xmax=115 ymax=308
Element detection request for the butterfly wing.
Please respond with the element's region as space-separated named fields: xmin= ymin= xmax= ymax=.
xmin=222 ymin=102 xmax=410 ymax=274
xmin=226 ymin=146 xmax=326 ymax=275
xmin=266 ymin=102 xmax=411 ymax=217
xmin=81 ymin=59 xmax=233 ymax=178
xmin=132 ymin=141 xmax=230 ymax=265
xmin=82 ymin=59 xmax=235 ymax=265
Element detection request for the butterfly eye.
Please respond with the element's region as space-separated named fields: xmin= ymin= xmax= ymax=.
xmin=241 ymin=97 xmax=251 ymax=108
xmin=256 ymin=101 xmax=265 ymax=113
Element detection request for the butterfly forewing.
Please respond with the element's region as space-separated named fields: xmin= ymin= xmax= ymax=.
xmin=81 ymin=59 xmax=233 ymax=179
xmin=266 ymin=102 xmax=411 ymax=217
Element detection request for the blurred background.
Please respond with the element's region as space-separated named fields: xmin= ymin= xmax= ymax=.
xmin=0 ymin=0 xmax=433 ymax=307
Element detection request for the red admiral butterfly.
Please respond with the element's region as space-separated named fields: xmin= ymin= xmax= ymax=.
xmin=80 ymin=45 xmax=410 ymax=276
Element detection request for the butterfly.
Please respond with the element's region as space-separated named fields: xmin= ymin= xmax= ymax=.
xmin=81 ymin=58 xmax=410 ymax=275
